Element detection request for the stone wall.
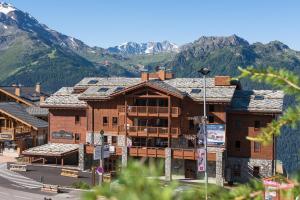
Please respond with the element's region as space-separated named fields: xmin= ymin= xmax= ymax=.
xmin=227 ymin=157 xmax=273 ymax=183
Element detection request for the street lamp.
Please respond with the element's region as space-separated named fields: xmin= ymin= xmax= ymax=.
xmin=198 ymin=67 xmax=210 ymax=200
xmin=99 ymin=130 xmax=104 ymax=186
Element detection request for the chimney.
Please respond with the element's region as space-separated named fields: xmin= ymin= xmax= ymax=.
xmin=214 ymin=76 xmax=231 ymax=86
xmin=15 ymin=86 xmax=20 ymax=96
xmin=35 ymin=82 xmax=41 ymax=93
xmin=40 ymin=95 xmax=45 ymax=103
xmin=158 ymin=69 xmax=166 ymax=81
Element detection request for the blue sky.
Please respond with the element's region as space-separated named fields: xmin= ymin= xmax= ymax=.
xmin=5 ymin=0 xmax=300 ymax=49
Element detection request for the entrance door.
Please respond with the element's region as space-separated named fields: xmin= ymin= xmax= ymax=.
xmin=185 ymin=160 xmax=197 ymax=179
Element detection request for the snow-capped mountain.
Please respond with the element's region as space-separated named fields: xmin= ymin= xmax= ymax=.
xmin=0 ymin=2 xmax=103 ymax=53
xmin=107 ymin=41 xmax=180 ymax=55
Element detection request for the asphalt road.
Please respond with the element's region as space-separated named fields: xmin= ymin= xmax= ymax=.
xmin=0 ymin=163 xmax=89 ymax=200
xmin=0 ymin=184 xmax=82 ymax=200
xmin=15 ymin=164 xmax=96 ymax=186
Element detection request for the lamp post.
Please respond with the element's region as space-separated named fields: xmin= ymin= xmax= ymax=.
xmin=198 ymin=67 xmax=210 ymax=200
xmin=99 ymin=129 xmax=104 ymax=186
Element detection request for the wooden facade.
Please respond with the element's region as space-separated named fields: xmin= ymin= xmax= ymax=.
xmin=43 ymin=71 xmax=282 ymax=182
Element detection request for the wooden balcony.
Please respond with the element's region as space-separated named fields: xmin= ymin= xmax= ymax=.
xmin=118 ymin=125 xmax=179 ymax=138
xmin=173 ymin=149 xmax=216 ymax=161
xmin=129 ymin=146 xmax=165 ymax=158
xmin=118 ymin=106 xmax=180 ymax=117
xmin=0 ymin=127 xmax=31 ymax=140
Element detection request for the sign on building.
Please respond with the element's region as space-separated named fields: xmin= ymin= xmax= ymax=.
xmin=197 ymin=148 xmax=206 ymax=172
xmin=94 ymin=145 xmax=111 ymax=160
xmin=206 ymin=124 xmax=225 ymax=145
xmin=93 ymin=145 xmax=102 ymax=160
xmin=103 ymin=145 xmax=110 ymax=159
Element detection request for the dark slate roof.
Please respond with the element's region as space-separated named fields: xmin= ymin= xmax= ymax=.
xmin=0 ymin=102 xmax=48 ymax=128
xmin=230 ymin=90 xmax=284 ymax=113
xmin=0 ymin=86 xmax=49 ymax=105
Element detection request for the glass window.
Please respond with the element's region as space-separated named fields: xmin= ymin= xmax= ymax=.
xmin=235 ymin=141 xmax=241 ymax=151
xmin=103 ymin=117 xmax=108 ymax=126
xmin=112 ymin=136 xmax=117 ymax=144
xmin=75 ymin=115 xmax=80 ymax=124
xmin=209 ymin=105 xmax=215 ymax=112
xmin=208 ymin=115 xmax=214 ymax=123
xmin=254 ymin=121 xmax=260 ymax=129
xmin=189 ymin=120 xmax=195 ymax=130
xmin=253 ymin=166 xmax=260 ymax=178
xmin=254 ymin=142 xmax=261 ymax=153
xmin=112 ymin=117 xmax=118 ymax=125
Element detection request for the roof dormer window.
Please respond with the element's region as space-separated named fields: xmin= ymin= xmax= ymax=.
xmin=191 ymin=88 xmax=201 ymax=94
xmin=88 ymin=80 xmax=98 ymax=84
xmin=98 ymin=87 xmax=109 ymax=92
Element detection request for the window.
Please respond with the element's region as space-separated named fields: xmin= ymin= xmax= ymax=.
xmin=208 ymin=115 xmax=214 ymax=123
xmin=191 ymin=88 xmax=201 ymax=94
xmin=88 ymin=79 xmax=98 ymax=84
xmin=188 ymin=140 xmax=195 ymax=148
xmin=254 ymin=142 xmax=261 ymax=153
xmin=209 ymin=105 xmax=215 ymax=112
xmin=233 ymin=164 xmax=241 ymax=177
xmin=104 ymin=136 xmax=108 ymax=143
xmin=75 ymin=133 xmax=80 ymax=141
xmin=75 ymin=115 xmax=80 ymax=124
xmin=98 ymin=87 xmax=109 ymax=92
xmin=112 ymin=136 xmax=117 ymax=144
xmin=254 ymin=121 xmax=260 ymax=129
xmin=103 ymin=117 xmax=108 ymax=126
xmin=112 ymin=117 xmax=118 ymax=126
xmin=254 ymin=95 xmax=264 ymax=100
xmin=253 ymin=166 xmax=260 ymax=178
xmin=189 ymin=120 xmax=195 ymax=130
xmin=114 ymin=87 xmax=125 ymax=92
xmin=235 ymin=141 xmax=241 ymax=151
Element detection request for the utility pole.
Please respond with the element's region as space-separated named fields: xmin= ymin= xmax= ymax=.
xmin=198 ymin=67 xmax=210 ymax=200
xmin=99 ymin=129 xmax=104 ymax=186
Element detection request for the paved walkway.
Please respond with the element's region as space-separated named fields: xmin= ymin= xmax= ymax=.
xmin=0 ymin=163 xmax=43 ymax=189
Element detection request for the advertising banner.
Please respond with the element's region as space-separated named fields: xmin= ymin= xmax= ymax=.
xmin=206 ymin=124 xmax=225 ymax=145
xmin=197 ymin=148 xmax=206 ymax=172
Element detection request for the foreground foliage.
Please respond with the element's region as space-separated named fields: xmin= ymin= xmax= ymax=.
xmin=238 ymin=66 xmax=300 ymax=144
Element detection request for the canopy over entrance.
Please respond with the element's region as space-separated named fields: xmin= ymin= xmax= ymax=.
xmin=22 ymin=143 xmax=79 ymax=157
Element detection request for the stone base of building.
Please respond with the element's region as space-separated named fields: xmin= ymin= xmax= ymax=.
xmin=226 ymin=157 xmax=273 ymax=183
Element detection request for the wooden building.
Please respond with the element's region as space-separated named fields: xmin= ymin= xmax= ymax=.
xmin=24 ymin=70 xmax=284 ymax=184
xmin=0 ymin=102 xmax=48 ymax=156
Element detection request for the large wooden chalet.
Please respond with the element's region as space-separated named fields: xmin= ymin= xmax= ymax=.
xmin=23 ymin=70 xmax=284 ymax=184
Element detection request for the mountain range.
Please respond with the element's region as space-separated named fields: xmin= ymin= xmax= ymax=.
xmin=0 ymin=2 xmax=300 ymax=92
xmin=107 ymin=41 xmax=179 ymax=55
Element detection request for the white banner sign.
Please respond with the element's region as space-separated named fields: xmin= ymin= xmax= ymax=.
xmin=93 ymin=145 xmax=102 ymax=160
xmin=197 ymin=148 xmax=206 ymax=172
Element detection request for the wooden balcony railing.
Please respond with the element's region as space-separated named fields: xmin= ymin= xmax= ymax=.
xmin=118 ymin=125 xmax=179 ymax=138
xmin=117 ymin=106 xmax=180 ymax=117
xmin=173 ymin=149 xmax=216 ymax=161
xmin=129 ymin=146 xmax=165 ymax=158
xmin=0 ymin=127 xmax=31 ymax=140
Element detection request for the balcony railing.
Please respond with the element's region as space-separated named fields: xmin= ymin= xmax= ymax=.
xmin=118 ymin=106 xmax=180 ymax=117
xmin=118 ymin=125 xmax=179 ymax=138
xmin=0 ymin=127 xmax=31 ymax=140
xmin=173 ymin=148 xmax=216 ymax=161
xmin=129 ymin=146 xmax=165 ymax=158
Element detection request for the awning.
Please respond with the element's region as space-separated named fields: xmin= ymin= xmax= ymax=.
xmin=22 ymin=143 xmax=79 ymax=157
